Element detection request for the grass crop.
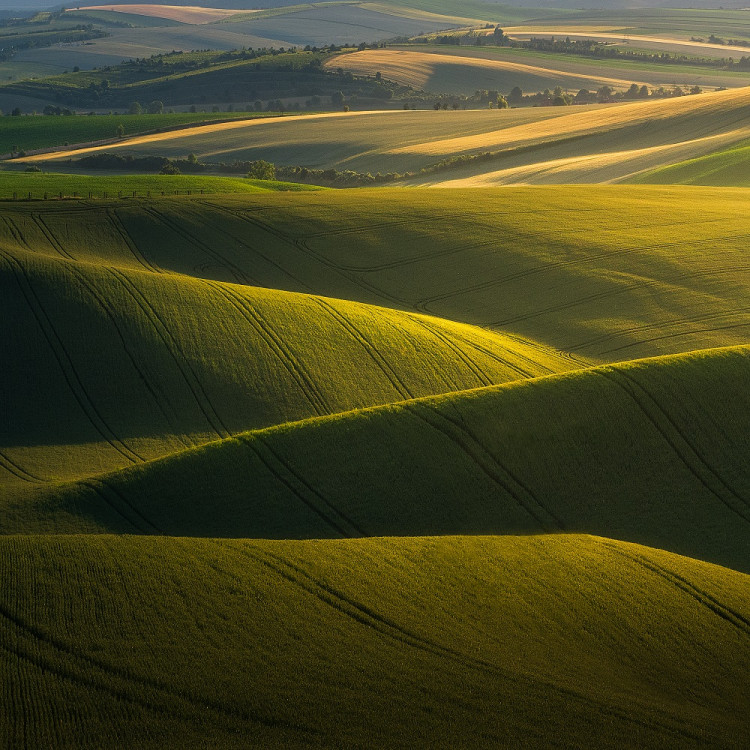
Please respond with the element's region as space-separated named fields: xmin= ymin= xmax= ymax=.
xmin=23 ymin=345 xmax=750 ymax=573
xmin=0 ymin=533 xmax=747 ymax=748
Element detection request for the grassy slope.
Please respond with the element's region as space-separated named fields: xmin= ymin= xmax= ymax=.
xmin=628 ymin=139 xmax=750 ymax=186
xmin=1 ymin=533 xmax=748 ymax=749
xmin=22 ymin=345 xmax=750 ymax=574
xmin=2 ymin=187 xmax=747 ymax=360
xmin=0 ymin=216 xmax=571 ymax=487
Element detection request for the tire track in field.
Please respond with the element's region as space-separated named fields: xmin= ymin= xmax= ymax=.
xmin=143 ymin=207 xmax=254 ymax=285
xmin=77 ymin=479 xmax=154 ymax=534
xmin=0 ymin=599 xmax=317 ymax=735
xmin=313 ymin=298 xmax=414 ymax=400
xmin=63 ymin=263 xmax=192 ymax=446
xmin=197 ymin=202 xmax=313 ymax=291
xmin=417 ymin=226 xmax=750 ymax=317
xmin=2 ymin=216 xmax=31 ymax=252
xmin=448 ymin=330 xmax=550 ymax=376
xmin=107 ymin=209 xmax=161 ymax=273
xmin=235 ymin=213 xmax=411 ymax=307
xmin=29 ymin=214 xmax=76 ymax=261
xmin=305 ymin=212 xmax=715 ymax=274
xmin=229 ymin=542 xmax=706 ymax=744
xmin=107 ymin=268 xmax=231 ymax=439
xmin=0 ymin=450 xmax=46 ymax=484
xmin=92 ymin=476 xmax=163 ymax=535
xmin=584 ymin=309 xmax=750 ymax=356
xmin=599 ymin=368 xmax=750 ymax=524
xmin=403 ymin=402 xmax=563 ymax=531
xmin=410 ymin=317 xmax=495 ymax=387
xmin=202 ymin=280 xmax=330 ymax=417
xmin=0 ymin=249 xmax=143 ymax=465
xmin=596 ymin=320 xmax=750 ymax=357
xmin=242 ymin=436 xmax=365 ymax=538
xmin=601 ymin=542 xmax=750 ymax=638
xmin=488 ymin=264 xmax=750 ymax=330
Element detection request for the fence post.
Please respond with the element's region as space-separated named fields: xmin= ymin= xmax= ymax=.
xmin=13 ymin=192 xmax=17 ymax=200
xmin=28 ymin=192 xmax=31 ymax=200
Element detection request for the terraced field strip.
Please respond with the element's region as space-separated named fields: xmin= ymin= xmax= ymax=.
xmin=428 ymin=125 xmax=750 ymax=186
xmin=391 ymin=85 xmax=750 ymax=158
xmin=326 ymin=49 xmax=654 ymax=90
xmin=73 ymin=5 xmax=245 ymax=24
xmin=18 ymin=110 xmax=408 ymax=164
xmin=505 ymin=27 xmax=750 ymax=57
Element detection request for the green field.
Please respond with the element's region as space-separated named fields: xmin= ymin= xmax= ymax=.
xmin=0 ymin=170 xmax=319 ymax=197
xmin=3 ymin=534 xmax=747 ymax=748
xmin=0 ymin=112 xmax=279 ymax=156
xmin=2 ymin=116 xmax=750 ymax=746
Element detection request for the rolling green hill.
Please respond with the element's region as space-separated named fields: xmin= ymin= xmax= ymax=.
xmin=15 ymin=345 xmax=750 ymax=573
xmin=2 ymin=533 xmax=748 ymax=749
xmin=2 ymin=185 xmax=749 ymax=748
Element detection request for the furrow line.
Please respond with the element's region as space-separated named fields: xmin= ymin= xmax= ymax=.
xmin=599 ymin=369 xmax=750 ymax=524
xmin=96 ymin=477 xmax=164 ymax=535
xmin=78 ymin=480 xmax=153 ymax=534
xmin=240 ymin=438 xmax=349 ymax=537
xmin=197 ymin=202 xmax=311 ymax=290
xmin=0 ymin=249 xmax=142 ymax=464
xmin=108 ymin=268 xmax=230 ymax=440
xmin=0 ymin=603 xmax=315 ymax=734
xmin=570 ymin=302 xmax=750 ymax=354
xmin=108 ymin=209 xmax=161 ymax=273
xmin=30 ymin=215 xmax=75 ymax=261
xmin=314 ymin=298 xmax=414 ymax=400
xmin=0 ymin=450 xmax=46 ymax=484
xmin=144 ymin=207 xmax=251 ymax=284
xmin=411 ymin=317 xmax=495 ymax=387
xmin=489 ymin=265 xmax=750 ymax=329
xmin=596 ymin=318 xmax=750 ymax=357
xmin=602 ymin=543 xmax=750 ymax=637
xmin=204 ymin=280 xmax=329 ymax=416
xmin=403 ymin=403 xmax=560 ymax=531
xmin=418 ymin=228 xmax=750 ymax=315
xmin=64 ymin=263 xmax=190 ymax=444
xmin=254 ymin=436 xmax=367 ymax=537
xmin=232 ymin=544 xmax=705 ymax=744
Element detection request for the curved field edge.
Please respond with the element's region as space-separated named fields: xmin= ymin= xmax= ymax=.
xmin=16 ymin=345 xmax=750 ymax=573
xmin=626 ymin=140 xmax=750 ymax=187
xmin=1 ymin=533 xmax=748 ymax=749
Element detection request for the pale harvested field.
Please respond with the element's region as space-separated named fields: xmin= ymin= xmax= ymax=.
xmin=430 ymin=126 xmax=750 ymax=186
xmin=326 ymin=49 xmax=653 ymax=92
xmin=506 ymin=27 xmax=750 ymax=58
xmin=392 ymin=86 xmax=750 ymax=157
xmin=75 ymin=4 xmax=244 ymax=23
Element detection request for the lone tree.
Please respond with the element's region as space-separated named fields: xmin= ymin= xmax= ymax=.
xmin=128 ymin=101 xmax=142 ymax=115
xmin=246 ymin=160 xmax=275 ymax=180
xmin=147 ymin=100 xmax=164 ymax=114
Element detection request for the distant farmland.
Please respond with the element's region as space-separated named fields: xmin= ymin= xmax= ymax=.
xmin=20 ymin=86 xmax=750 ymax=185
